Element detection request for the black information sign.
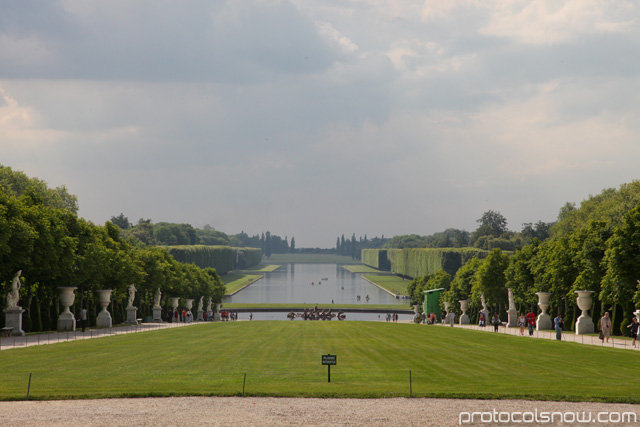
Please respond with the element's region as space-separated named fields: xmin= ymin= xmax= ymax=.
xmin=322 ymin=354 xmax=337 ymax=383
xmin=322 ymin=354 xmax=337 ymax=365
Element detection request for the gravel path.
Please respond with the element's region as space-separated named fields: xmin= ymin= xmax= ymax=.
xmin=1 ymin=397 xmax=639 ymax=426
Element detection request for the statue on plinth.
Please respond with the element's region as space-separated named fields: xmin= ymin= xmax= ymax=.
xmin=197 ymin=296 xmax=204 ymax=312
xmin=153 ymin=288 xmax=162 ymax=309
xmin=506 ymin=288 xmax=518 ymax=327
xmin=207 ymin=297 xmax=213 ymax=313
xmin=6 ymin=270 xmax=22 ymax=309
xmin=127 ymin=284 xmax=137 ymax=309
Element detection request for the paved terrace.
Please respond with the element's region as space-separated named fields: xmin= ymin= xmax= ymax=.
xmin=0 ymin=321 xmax=198 ymax=351
xmin=437 ymin=321 xmax=640 ymax=351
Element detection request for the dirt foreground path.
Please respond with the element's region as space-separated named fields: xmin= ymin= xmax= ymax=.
xmin=1 ymin=397 xmax=639 ymax=426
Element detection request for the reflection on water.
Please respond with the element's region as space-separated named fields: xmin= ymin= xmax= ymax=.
xmin=224 ymin=263 xmax=407 ymax=305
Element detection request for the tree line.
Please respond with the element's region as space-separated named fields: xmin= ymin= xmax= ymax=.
xmin=111 ymin=215 xmax=295 ymax=257
xmin=1 ymin=166 xmax=225 ymax=332
xmin=407 ymin=181 xmax=640 ymax=337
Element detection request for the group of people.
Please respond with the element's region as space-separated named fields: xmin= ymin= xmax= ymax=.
xmin=287 ymin=307 xmax=346 ymax=320
xmin=385 ymin=312 xmax=400 ymax=322
xmin=220 ymin=310 xmax=237 ymax=321
xmin=167 ymin=308 xmax=193 ymax=323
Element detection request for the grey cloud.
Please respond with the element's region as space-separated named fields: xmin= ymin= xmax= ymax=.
xmin=0 ymin=0 xmax=339 ymax=82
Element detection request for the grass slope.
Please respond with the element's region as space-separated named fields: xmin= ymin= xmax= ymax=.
xmin=221 ymin=274 xmax=263 ymax=295
xmin=2 ymin=322 xmax=639 ymax=402
xmin=362 ymin=274 xmax=411 ymax=296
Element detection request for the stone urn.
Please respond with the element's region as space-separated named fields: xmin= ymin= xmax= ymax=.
xmin=443 ymin=301 xmax=450 ymax=314
xmin=96 ymin=289 xmax=113 ymax=328
xmin=634 ymin=309 xmax=640 ymax=322
xmin=574 ymin=290 xmax=595 ymax=334
xmin=535 ymin=292 xmax=552 ymax=330
xmin=459 ymin=300 xmax=470 ymax=325
xmin=186 ymin=299 xmax=194 ymax=311
xmin=170 ymin=297 xmax=180 ymax=309
xmin=57 ymin=287 xmax=77 ymax=331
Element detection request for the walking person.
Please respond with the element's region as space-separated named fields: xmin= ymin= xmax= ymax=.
xmin=80 ymin=306 xmax=88 ymax=332
xmin=600 ymin=311 xmax=612 ymax=343
xmin=491 ymin=313 xmax=500 ymax=332
xmin=167 ymin=308 xmax=173 ymax=324
xmin=518 ymin=313 xmax=526 ymax=336
xmin=627 ymin=316 xmax=639 ymax=347
xmin=526 ymin=310 xmax=536 ymax=336
xmin=554 ymin=313 xmax=563 ymax=340
xmin=448 ymin=310 xmax=455 ymax=327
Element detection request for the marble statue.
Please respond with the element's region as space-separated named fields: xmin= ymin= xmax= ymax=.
xmin=6 ymin=270 xmax=22 ymax=309
xmin=153 ymin=288 xmax=162 ymax=308
xmin=127 ymin=284 xmax=137 ymax=309
xmin=197 ymin=296 xmax=204 ymax=312
xmin=508 ymin=288 xmax=515 ymax=311
xmin=207 ymin=297 xmax=213 ymax=313
xmin=481 ymin=293 xmax=488 ymax=314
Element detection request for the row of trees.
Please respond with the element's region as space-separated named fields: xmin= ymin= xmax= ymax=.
xmin=1 ymin=167 xmax=226 ymax=332
xmin=112 ymin=215 xmax=295 ymax=256
xmin=385 ymin=211 xmax=554 ymax=252
xmin=336 ymin=234 xmax=390 ymax=260
xmin=407 ymin=182 xmax=640 ymax=337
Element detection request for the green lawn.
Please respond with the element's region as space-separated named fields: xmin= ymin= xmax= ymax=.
xmin=221 ymin=274 xmax=263 ymax=295
xmin=342 ymin=265 xmax=384 ymax=273
xmin=235 ymin=264 xmax=281 ymax=273
xmin=264 ymin=254 xmax=361 ymax=264
xmin=2 ymin=322 xmax=639 ymax=402
xmin=362 ymin=274 xmax=411 ymax=296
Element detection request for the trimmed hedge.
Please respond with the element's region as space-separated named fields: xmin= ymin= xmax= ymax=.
xmin=165 ymin=245 xmax=234 ymax=275
xmin=362 ymin=248 xmax=489 ymax=279
xmin=361 ymin=249 xmax=391 ymax=270
xmin=233 ymin=247 xmax=263 ymax=270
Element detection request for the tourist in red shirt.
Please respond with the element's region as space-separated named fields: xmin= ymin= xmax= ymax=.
xmin=526 ymin=310 xmax=536 ymax=336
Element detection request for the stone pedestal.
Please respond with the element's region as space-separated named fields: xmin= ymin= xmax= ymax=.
xmin=535 ymin=292 xmax=553 ymax=330
xmin=507 ymin=309 xmax=518 ymax=327
xmin=125 ymin=307 xmax=138 ymax=324
xmin=57 ymin=287 xmax=77 ymax=331
xmin=197 ymin=309 xmax=204 ymax=321
xmin=214 ymin=303 xmax=221 ymax=321
xmin=575 ymin=290 xmax=595 ymax=335
xmin=95 ymin=289 xmax=112 ymax=328
xmin=459 ymin=300 xmax=470 ymax=325
xmin=153 ymin=308 xmax=163 ymax=322
xmin=4 ymin=307 xmax=25 ymax=336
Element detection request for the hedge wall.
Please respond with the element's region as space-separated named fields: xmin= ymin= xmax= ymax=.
xmin=165 ymin=245 xmax=235 ymax=275
xmin=362 ymin=248 xmax=489 ymax=279
xmin=233 ymin=247 xmax=262 ymax=270
xmin=361 ymin=249 xmax=391 ymax=270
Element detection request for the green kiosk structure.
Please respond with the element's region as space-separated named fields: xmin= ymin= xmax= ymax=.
xmin=423 ymin=288 xmax=445 ymax=322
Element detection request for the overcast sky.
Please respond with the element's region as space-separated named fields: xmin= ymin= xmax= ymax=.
xmin=1 ymin=1 xmax=639 ymax=248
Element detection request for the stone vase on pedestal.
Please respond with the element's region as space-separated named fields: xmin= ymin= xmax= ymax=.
xmin=574 ymin=290 xmax=595 ymax=334
xmin=57 ymin=287 xmax=77 ymax=331
xmin=634 ymin=309 xmax=640 ymax=322
xmin=186 ymin=299 xmax=194 ymax=310
xmin=4 ymin=307 xmax=25 ymax=336
xmin=535 ymin=292 xmax=553 ymax=330
xmin=96 ymin=289 xmax=113 ymax=328
xmin=126 ymin=307 xmax=138 ymax=324
xmin=459 ymin=300 xmax=470 ymax=325
xmin=443 ymin=301 xmax=450 ymax=315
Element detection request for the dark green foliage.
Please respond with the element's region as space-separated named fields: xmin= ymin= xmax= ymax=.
xmin=233 ymin=247 xmax=263 ymax=269
xmin=362 ymin=248 xmax=489 ymax=279
xmin=166 ymin=245 xmax=235 ymax=275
